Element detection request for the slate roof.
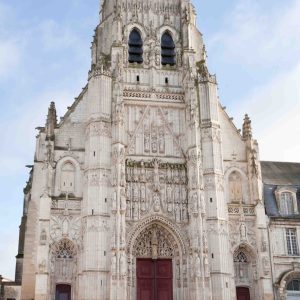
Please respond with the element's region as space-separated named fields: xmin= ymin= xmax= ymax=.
xmin=261 ymin=161 xmax=300 ymax=218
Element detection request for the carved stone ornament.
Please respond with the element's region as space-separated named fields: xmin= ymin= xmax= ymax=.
xmin=126 ymin=159 xmax=188 ymax=222
xmin=133 ymin=225 xmax=174 ymax=259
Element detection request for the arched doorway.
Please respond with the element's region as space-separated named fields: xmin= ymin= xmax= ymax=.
xmin=236 ymin=287 xmax=250 ymax=300
xmin=277 ymin=270 xmax=300 ymax=299
xmin=233 ymin=245 xmax=257 ymax=299
xmin=127 ymin=219 xmax=187 ymax=300
xmin=55 ymin=284 xmax=71 ymax=300
xmin=51 ymin=238 xmax=77 ymax=299
xmin=134 ymin=225 xmax=173 ymax=300
xmin=287 ymin=279 xmax=300 ymax=300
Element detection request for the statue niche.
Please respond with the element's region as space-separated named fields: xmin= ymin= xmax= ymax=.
xmin=125 ymin=159 xmax=188 ymax=222
xmin=228 ymin=171 xmax=243 ymax=203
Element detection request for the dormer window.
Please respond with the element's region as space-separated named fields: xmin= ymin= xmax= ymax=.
xmin=128 ymin=29 xmax=143 ymax=64
xmin=161 ymin=32 xmax=176 ymax=66
xmin=275 ymin=187 xmax=298 ymax=216
xmin=281 ymin=192 xmax=294 ymax=215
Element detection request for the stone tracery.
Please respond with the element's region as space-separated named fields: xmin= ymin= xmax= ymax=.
xmin=133 ymin=225 xmax=174 ymax=258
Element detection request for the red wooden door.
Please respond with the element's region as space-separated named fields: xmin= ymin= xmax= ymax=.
xmin=137 ymin=259 xmax=154 ymax=300
xmin=137 ymin=259 xmax=173 ymax=300
xmin=236 ymin=287 xmax=250 ymax=300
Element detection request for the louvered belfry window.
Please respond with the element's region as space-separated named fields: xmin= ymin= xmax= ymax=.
xmin=161 ymin=32 xmax=176 ymax=66
xmin=128 ymin=29 xmax=143 ymax=64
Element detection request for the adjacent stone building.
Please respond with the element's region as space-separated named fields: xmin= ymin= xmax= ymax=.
xmin=262 ymin=162 xmax=300 ymax=300
xmin=1 ymin=0 xmax=300 ymax=299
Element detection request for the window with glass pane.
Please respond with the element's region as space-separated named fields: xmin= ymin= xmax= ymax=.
xmin=287 ymin=279 xmax=300 ymax=291
xmin=281 ymin=192 xmax=294 ymax=215
xmin=286 ymin=229 xmax=299 ymax=256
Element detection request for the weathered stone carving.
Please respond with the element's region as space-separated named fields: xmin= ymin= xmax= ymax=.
xmin=126 ymin=159 xmax=188 ymax=222
xmin=133 ymin=225 xmax=174 ymax=258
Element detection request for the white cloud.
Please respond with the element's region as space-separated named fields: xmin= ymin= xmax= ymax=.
xmin=0 ymin=89 xmax=76 ymax=175
xmin=233 ymin=61 xmax=300 ymax=162
xmin=38 ymin=19 xmax=80 ymax=51
xmin=0 ymin=2 xmax=13 ymax=27
xmin=0 ymin=232 xmax=18 ymax=280
xmin=209 ymin=0 xmax=300 ymax=162
xmin=0 ymin=39 xmax=21 ymax=77
xmin=209 ymin=0 xmax=300 ymax=68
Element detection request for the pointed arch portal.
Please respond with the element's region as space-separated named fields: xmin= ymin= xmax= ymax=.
xmin=127 ymin=217 xmax=187 ymax=300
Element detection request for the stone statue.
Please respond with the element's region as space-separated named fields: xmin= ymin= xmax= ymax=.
xmin=195 ymin=254 xmax=201 ymax=278
xmin=120 ymin=252 xmax=127 ymax=275
xmin=175 ymin=204 xmax=181 ymax=222
xmin=192 ymin=192 xmax=199 ymax=214
xmin=151 ymin=229 xmax=158 ymax=260
xmin=153 ymin=193 xmax=160 ymax=212
xmin=204 ymin=255 xmax=210 ymax=277
xmin=229 ymin=171 xmax=243 ymax=203
xmin=112 ymin=191 xmax=117 ymax=211
xmin=140 ymin=184 xmax=146 ymax=211
xmin=153 ymin=159 xmax=160 ymax=191
xmin=112 ymin=253 xmax=117 ymax=274
xmin=240 ymin=223 xmax=247 ymax=241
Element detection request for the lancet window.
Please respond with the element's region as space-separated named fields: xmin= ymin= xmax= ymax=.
xmin=234 ymin=250 xmax=251 ymax=284
xmin=53 ymin=238 xmax=76 ymax=259
xmin=161 ymin=32 xmax=176 ymax=66
xmin=128 ymin=29 xmax=143 ymax=64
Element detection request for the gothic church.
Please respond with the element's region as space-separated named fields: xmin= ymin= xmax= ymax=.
xmin=1 ymin=1 xmax=300 ymax=300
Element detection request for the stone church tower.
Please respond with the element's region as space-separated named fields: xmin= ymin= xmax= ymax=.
xmin=17 ymin=0 xmax=274 ymax=299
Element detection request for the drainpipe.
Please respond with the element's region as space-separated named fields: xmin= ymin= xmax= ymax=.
xmin=267 ymin=220 xmax=276 ymax=300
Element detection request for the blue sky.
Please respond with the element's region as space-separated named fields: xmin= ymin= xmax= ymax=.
xmin=0 ymin=0 xmax=300 ymax=279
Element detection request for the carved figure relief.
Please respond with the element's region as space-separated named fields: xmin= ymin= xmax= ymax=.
xmin=126 ymin=159 xmax=188 ymax=222
xmin=133 ymin=225 xmax=174 ymax=259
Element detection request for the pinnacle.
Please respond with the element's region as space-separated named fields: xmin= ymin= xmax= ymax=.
xmin=242 ymin=113 xmax=252 ymax=140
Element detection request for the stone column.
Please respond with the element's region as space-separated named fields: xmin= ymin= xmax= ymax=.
xmin=110 ymin=47 xmax=127 ymax=300
xmin=184 ymin=65 xmax=211 ymax=300
xmin=197 ymin=62 xmax=234 ymax=300
xmin=79 ymin=66 xmax=113 ymax=300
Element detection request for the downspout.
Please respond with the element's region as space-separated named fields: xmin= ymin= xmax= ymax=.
xmin=267 ymin=219 xmax=276 ymax=299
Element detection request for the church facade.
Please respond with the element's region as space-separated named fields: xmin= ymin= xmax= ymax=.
xmin=1 ymin=1 xmax=300 ymax=300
